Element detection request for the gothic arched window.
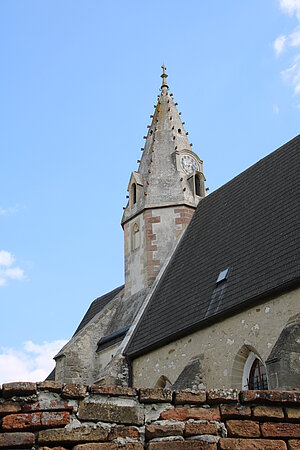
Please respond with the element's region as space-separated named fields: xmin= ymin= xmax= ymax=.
xmin=248 ymin=358 xmax=268 ymax=390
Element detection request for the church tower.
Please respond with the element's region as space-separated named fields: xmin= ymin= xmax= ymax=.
xmin=122 ymin=66 xmax=206 ymax=297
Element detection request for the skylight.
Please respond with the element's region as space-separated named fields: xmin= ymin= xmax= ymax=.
xmin=216 ymin=268 xmax=229 ymax=284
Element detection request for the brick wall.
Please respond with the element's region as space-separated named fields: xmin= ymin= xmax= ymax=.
xmin=1 ymin=382 xmax=300 ymax=449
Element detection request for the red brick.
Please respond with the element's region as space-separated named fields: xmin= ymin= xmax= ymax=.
xmin=62 ymin=383 xmax=87 ymax=399
xmin=39 ymin=447 xmax=67 ymax=450
xmin=148 ymin=442 xmax=217 ymax=449
xmin=145 ymin=423 xmax=184 ymax=440
xmin=288 ymin=440 xmax=300 ymax=449
xmin=0 ymin=431 xmax=35 ymax=448
xmin=0 ymin=401 xmax=21 ymax=416
xmin=160 ymin=406 xmax=220 ymax=421
xmin=220 ymin=403 xmax=251 ymax=419
xmin=207 ymin=389 xmax=238 ymax=404
xmin=147 ymin=217 xmax=161 ymax=223
xmin=2 ymin=382 xmax=37 ymax=398
xmin=73 ymin=445 xmax=143 ymax=450
xmin=241 ymin=390 xmax=300 ymax=404
xmin=253 ymin=405 xmax=284 ymax=420
xmin=139 ymin=388 xmax=172 ymax=403
xmin=38 ymin=381 xmax=63 ymax=392
xmin=261 ymin=422 xmax=300 ymax=438
xmin=22 ymin=399 xmax=73 ymax=412
xmin=109 ymin=425 xmax=140 ymax=440
xmin=219 ymin=438 xmax=287 ymax=449
xmin=2 ymin=411 xmax=70 ymax=430
xmin=90 ymin=385 xmax=136 ymax=397
xmin=226 ymin=420 xmax=260 ymax=437
xmin=174 ymin=390 xmax=206 ymax=405
xmin=185 ymin=422 xmax=218 ymax=436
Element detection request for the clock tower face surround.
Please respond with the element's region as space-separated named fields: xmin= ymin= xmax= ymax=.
xmin=180 ymin=154 xmax=200 ymax=175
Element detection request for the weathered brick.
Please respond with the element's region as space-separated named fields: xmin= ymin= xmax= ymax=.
xmin=139 ymin=388 xmax=172 ymax=403
xmin=0 ymin=401 xmax=21 ymax=416
xmin=78 ymin=399 xmax=144 ymax=425
xmin=253 ymin=405 xmax=284 ymax=420
xmin=174 ymin=390 xmax=206 ymax=405
xmin=2 ymin=411 xmax=70 ymax=430
xmin=220 ymin=403 xmax=251 ymax=419
xmin=0 ymin=431 xmax=35 ymax=448
xmin=38 ymin=426 xmax=109 ymax=444
xmin=22 ymin=399 xmax=73 ymax=412
xmin=288 ymin=440 xmax=300 ymax=449
xmin=62 ymin=383 xmax=87 ymax=399
xmin=73 ymin=444 xmax=143 ymax=450
xmin=219 ymin=438 xmax=287 ymax=449
xmin=39 ymin=447 xmax=67 ymax=450
xmin=148 ymin=442 xmax=217 ymax=449
xmin=241 ymin=390 xmax=300 ymax=404
xmin=109 ymin=425 xmax=140 ymax=441
xmin=90 ymin=385 xmax=136 ymax=397
xmin=207 ymin=389 xmax=238 ymax=404
xmin=286 ymin=408 xmax=300 ymax=420
xmin=145 ymin=423 xmax=184 ymax=440
xmin=185 ymin=422 xmax=218 ymax=436
xmin=226 ymin=420 xmax=260 ymax=437
xmin=261 ymin=422 xmax=300 ymax=438
xmin=160 ymin=406 xmax=220 ymax=421
xmin=2 ymin=381 xmax=37 ymax=398
xmin=38 ymin=381 xmax=63 ymax=392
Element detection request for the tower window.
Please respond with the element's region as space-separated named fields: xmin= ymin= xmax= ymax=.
xmin=195 ymin=175 xmax=201 ymax=196
xmin=132 ymin=183 xmax=137 ymax=205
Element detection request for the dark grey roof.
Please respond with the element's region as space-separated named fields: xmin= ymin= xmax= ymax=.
xmin=73 ymin=285 xmax=124 ymax=336
xmin=97 ymin=326 xmax=130 ymax=352
xmin=126 ymin=135 xmax=300 ymax=357
xmin=45 ymin=367 xmax=55 ymax=381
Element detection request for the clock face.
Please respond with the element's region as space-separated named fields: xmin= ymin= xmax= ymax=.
xmin=180 ymin=154 xmax=200 ymax=175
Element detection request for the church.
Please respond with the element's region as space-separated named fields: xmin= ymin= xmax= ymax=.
xmin=50 ymin=67 xmax=300 ymax=392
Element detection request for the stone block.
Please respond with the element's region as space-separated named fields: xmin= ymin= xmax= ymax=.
xmin=160 ymin=406 xmax=220 ymax=421
xmin=288 ymin=440 xmax=300 ymax=449
xmin=38 ymin=426 xmax=109 ymax=445
xmin=174 ymin=390 xmax=206 ymax=405
xmin=253 ymin=405 xmax=284 ymax=420
xmin=145 ymin=422 xmax=184 ymax=440
xmin=219 ymin=438 xmax=287 ymax=449
xmin=90 ymin=385 xmax=136 ymax=397
xmin=0 ymin=431 xmax=35 ymax=448
xmin=73 ymin=444 xmax=143 ymax=450
xmin=261 ymin=422 xmax=300 ymax=438
xmin=240 ymin=390 xmax=300 ymax=404
xmin=38 ymin=381 xmax=63 ymax=392
xmin=0 ymin=401 xmax=21 ymax=416
xmin=2 ymin=382 xmax=37 ymax=398
xmin=78 ymin=398 xmax=144 ymax=425
xmin=62 ymin=384 xmax=87 ymax=399
xmin=139 ymin=388 xmax=172 ymax=403
xmin=220 ymin=403 xmax=251 ymax=419
xmin=226 ymin=420 xmax=261 ymax=437
xmin=148 ymin=442 xmax=217 ymax=449
xmin=185 ymin=422 xmax=218 ymax=436
xmin=207 ymin=389 xmax=238 ymax=404
xmin=2 ymin=411 xmax=70 ymax=430
xmin=286 ymin=408 xmax=300 ymax=420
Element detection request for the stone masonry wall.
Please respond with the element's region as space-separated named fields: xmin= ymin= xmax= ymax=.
xmin=1 ymin=382 xmax=300 ymax=449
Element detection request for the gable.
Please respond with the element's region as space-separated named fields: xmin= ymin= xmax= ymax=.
xmin=126 ymin=135 xmax=300 ymax=357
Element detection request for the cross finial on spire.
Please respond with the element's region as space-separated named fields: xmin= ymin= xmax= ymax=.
xmin=161 ymin=64 xmax=169 ymax=91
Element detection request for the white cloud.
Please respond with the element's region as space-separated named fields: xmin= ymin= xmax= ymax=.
xmin=0 ymin=340 xmax=68 ymax=384
xmin=0 ymin=205 xmax=24 ymax=217
xmin=0 ymin=250 xmax=25 ymax=286
xmin=273 ymin=104 xmax=280 ymax=114
xmin=274 ymin=35 xmax=287 ymax=55
xmin=279 ymin=0 xmax=300 ymax=18
xmin=281 ymin=55 xmax=300 ymax=94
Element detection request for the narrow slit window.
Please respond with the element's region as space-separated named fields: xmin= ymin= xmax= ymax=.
xmin=132 ymin=183 xmax=137 ymax=205
xmin=195 ymin=175 xmax=201 ymax=196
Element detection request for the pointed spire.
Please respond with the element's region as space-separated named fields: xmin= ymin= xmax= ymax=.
xmin=161 ymin=64 xmax=168 ymax=92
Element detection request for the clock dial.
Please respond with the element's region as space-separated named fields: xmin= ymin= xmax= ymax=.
xmin=180 ymin=154 xmax=200 ymax=175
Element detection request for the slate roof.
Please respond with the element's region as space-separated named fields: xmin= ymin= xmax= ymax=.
xmin=73 ymin=285 xmax=124 ymax=336
xmin=126 ymin=135 xmax=300 ymax=357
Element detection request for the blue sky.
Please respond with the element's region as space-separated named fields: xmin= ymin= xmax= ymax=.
xmin=0 ymin=0 xmax=299 ymax=382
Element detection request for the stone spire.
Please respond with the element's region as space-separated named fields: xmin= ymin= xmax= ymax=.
xmin=122 ymin=66 xmax=205 ymax=226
